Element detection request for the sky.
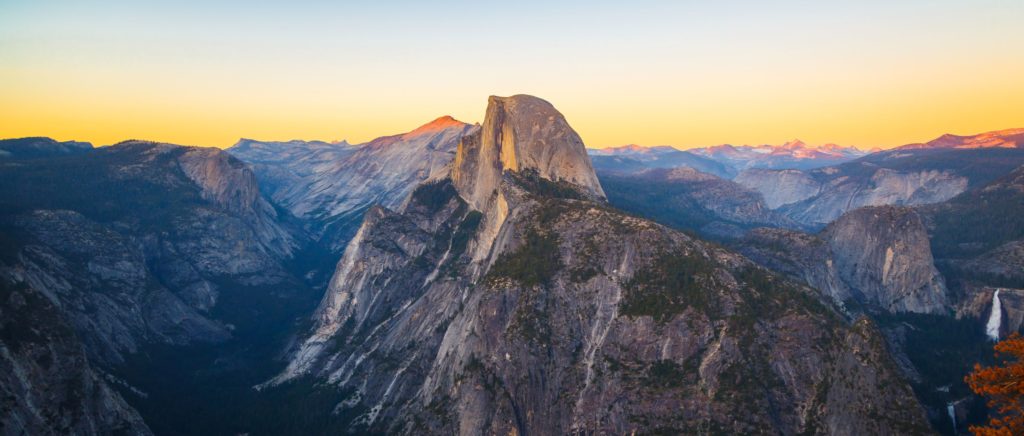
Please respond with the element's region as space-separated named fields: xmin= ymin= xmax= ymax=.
xmin=1 ymin=0 xmax=1022 ymax=149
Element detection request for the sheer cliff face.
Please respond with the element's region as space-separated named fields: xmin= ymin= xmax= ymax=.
xmin=273 ymin=95 xmax=927 ymax=434
xmin=453 ymin=95 xmax=605 ymax=211
xmin=738 ymin=206 xmax=949 ymax=315
xmin=451 ymin=95 xmax=605 ymax=262
xmin=823 ymin=206 xmax=948 ymax=314
xmin=734 ymin=168 xmax=822 ymax=209
xmin=177 ymin=146 xmax=297 ymax=260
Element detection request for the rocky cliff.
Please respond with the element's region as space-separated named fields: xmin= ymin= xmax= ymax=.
xmin=823 ymin=207 xmax=948 ymax=314
xmin=269 ymin=95 xmax=929 ymax=435
xmin=738 ymin=206 xmax=948 ymax=315
xmin=1 ymin=277 xmax=152 ymax=435
xmin=453 ymin=95 xmax=604 ymax=209
xmin=735 ymin=168 xmax=822 ymax=209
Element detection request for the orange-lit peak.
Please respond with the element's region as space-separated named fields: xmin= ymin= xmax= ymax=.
xmin=901 ymin=127 xmax=1024 ymax=150
xmin=611 ymin=144 xmax=648 ymax=152
xmin=780 ymin=139 xmax=808 ymax=150
xmin=404 ymin=115 xmax=469 ymax=138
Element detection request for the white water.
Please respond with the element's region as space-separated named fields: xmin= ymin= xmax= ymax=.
xmin=986 ymin=289 xmax=1002 ymax=341
xmin=947 ymin=402 xmax=957 ymax=434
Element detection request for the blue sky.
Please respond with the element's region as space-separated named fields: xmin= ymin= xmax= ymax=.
xmin=2 ymin=0 xmax=1022 ymax=148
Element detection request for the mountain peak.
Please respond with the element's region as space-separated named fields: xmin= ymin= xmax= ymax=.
xmin=617 ymin=144 xmax=647 ymax=152
xmin=781 ymin=139 xmax=807 ymax=149
xmin=404 ymin=115 xmax=468 ymax=137
xmin=452 ymin=94 xmax=605 ymax=210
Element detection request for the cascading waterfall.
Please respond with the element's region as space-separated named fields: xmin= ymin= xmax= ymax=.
xmin=947 ymin=402 xmax=957 ymax=434
xmin=986 ymin=289 xmax=1002 ymax=341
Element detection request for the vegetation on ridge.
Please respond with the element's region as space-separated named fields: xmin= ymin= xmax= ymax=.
xmin=619 ymin=250 xmax=717 ymax=323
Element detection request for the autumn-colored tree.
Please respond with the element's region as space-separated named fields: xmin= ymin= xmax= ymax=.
xmin=966 ymin=333 xmax=1024 ymax=436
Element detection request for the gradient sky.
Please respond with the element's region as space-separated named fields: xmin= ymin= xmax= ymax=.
xmin=2 ymin=0 xmax=1022 ymax=149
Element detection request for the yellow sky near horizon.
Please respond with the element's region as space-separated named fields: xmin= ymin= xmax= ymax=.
xmin=2 ymin=1 xmax=1022 ymax=150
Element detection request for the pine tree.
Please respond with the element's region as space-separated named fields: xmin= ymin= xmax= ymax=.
xmin=966 ymin=333 xmax=1024 ymax=435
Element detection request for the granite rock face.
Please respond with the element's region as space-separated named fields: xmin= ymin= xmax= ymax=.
xmin=4 ymin=209 xmax=231 ymax=365
xmin=453 ymin=95 xmax=605 ymax=210
xmin=271 ymin=95 xmax=928 ymax=434
xmin=177 ymin=146 xmax=296 ymax=259
xmin=738 ymin=206 xmax=949 ymax=315
xmin=0 ymin=279 xmax=152 ymax=435
xmin=735 ymin=168 xmax=822 ymax=209
xmin=450 ymin=95 xmax=605 ymax=262
xmin=823 ymin=206 xmax=948 ymax=314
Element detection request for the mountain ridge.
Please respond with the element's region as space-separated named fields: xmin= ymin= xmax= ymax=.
xmin=899 ymin=128 xmax=1024 ymax=150
xmin=228 ymin=117 xmax=476 ymax=253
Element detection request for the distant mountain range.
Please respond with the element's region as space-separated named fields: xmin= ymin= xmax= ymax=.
xmin=589 ymin=145 xmax=736 ymax=178
xmin=588 ymin=128 xmax=1024 ymax=176
xmin=0 ymin=136 xmax=93 ymax=159
xmin=897 ymin=128 xmax=1024 ymax=150
xmin=590 ymin=129 xmax=1024 ymax=231
xmin=590 ymin=139 xmax=868 ymax=175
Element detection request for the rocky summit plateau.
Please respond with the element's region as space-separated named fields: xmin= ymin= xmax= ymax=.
xmin=2 ymin=97 xmax=1023 ymax=435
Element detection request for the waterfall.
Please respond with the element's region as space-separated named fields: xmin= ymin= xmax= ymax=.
xmin=947 ymin=402 xmax=957 ymax=434
xmin=986 ymin=289 xmax=1002 ymax=341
